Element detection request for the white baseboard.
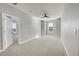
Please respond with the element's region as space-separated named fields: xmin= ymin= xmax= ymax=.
xmin=19 ymin=38 xmax=34 ymax=45
xmin=61 ymin=38 xmax=69 ymax=56
xmin=0 ymin=36 xmax=41 ymax=53
xmin=0 ymin=45 xmax=12 ymax=53
xmin=0 ymin=38 xmax=34 ymax=53
xmin=0 ymin=44 xmax=11 ymax=53
xmin=19 ymin=35 xmax=41 ymax=45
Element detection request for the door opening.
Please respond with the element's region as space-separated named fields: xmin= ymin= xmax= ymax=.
xmin=2 ymin=13 xmax=20 ymax=49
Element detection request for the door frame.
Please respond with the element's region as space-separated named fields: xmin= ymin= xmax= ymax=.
xmin=2 ymin=13 xmax=20 ymax=50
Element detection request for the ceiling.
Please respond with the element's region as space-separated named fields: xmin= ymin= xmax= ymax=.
xmin=9 ymin=3 xmax=65 ymax=18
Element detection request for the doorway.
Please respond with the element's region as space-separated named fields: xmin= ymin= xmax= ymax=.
xmin=41 ymin=20 xmax=56 ymax=36
xmin=2 ymin=13 xmax=20 ymax=49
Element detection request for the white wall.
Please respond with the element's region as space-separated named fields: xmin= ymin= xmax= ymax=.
xmin=0 ymin=3 xmax=41 ymax=49
xmin=61 ymin=3 xmax=79 ymax=56
xmin=56 ymin=18 xmax=61 ymax=38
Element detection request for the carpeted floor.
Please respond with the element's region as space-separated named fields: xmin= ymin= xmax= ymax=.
xmin=0 ymin=36 xmax=66 ymax=56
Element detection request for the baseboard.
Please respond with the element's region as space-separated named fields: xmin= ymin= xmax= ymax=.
xmin=0 ymin=44 xmax=11 ymax=53
xmin=0 ymin=38 xmax=34 ymax=53
xmin=19 ymin=38 xmax=34 ymax=45
xmin=0 ymin=36 xmax=41 ymax=53
xmin=61 ymin=38 xmax=69 ymax=56
xmin=0 ymin=45 xmax=11 ymax=53
xmin=19 ymin=35 xmax=41 ymax=45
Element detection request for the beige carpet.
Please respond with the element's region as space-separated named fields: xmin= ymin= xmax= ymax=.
xmin=0 ymin=36 xmax=66 ymax=56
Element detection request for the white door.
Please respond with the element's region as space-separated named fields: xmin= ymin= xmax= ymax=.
xmin=2 ymin=13 xmax=13 ymax=49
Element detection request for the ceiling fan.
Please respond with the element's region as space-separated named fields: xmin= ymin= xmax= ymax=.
xmin=42 ymin=11 xmax=49 ymax=18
